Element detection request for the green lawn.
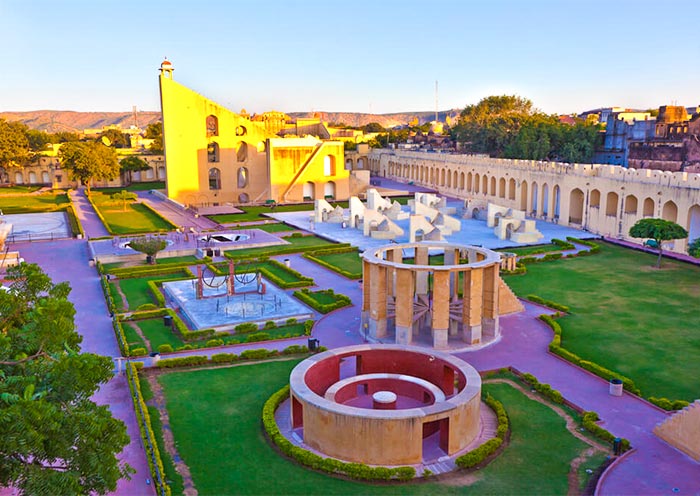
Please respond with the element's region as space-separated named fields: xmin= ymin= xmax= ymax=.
xmin=95 ymin=181 xmax=165 ymax=192
xmin=0 ymin=192 xmax=69 ymax=213
xmin=231 ymin=222 xmax=295 ymax=233
xmin=157 ymin=362 xmax=592 ymax=495
xmin=217 ymin=259 xmax=312 ymax=287
xmin=504 ymin=242 xmax=700 ymax=401
xmin=308 ymin=251 xmax=363 ymax=279
xmin=496 ymin=243 xmax=562 ymax=256
xmin=116 ymin=272 xmax=190 ymax=311
xmin=225 ymin=234 xmax=337 ymax=260
xmin=102 ymin=256 xmax=201 ymax=273
xmin=223 ymin=323 xmax=307 ymax=345
xmin=0 ymin=185 xmax=42 ymax=194
xmin=90 ymin=191 xmax=176 ymax=234
xmin=122 ymin=322 xmax=147 ymax=350
xmin=136 ymin=318 xmax=185 ymax=351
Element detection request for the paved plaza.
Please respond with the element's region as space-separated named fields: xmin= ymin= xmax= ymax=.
xmin=5 ymin=186 xmax=700 ymax=495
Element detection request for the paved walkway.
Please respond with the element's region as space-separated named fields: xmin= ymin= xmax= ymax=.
xmin=8 ymin=186 xmax=700 ymax=495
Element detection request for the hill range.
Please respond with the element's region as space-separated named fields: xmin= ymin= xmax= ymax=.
xmin=0 ymin=109 xmax=461 ymax=133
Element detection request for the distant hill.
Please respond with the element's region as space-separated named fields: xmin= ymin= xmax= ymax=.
xmin=0 ymin=111 xmax=162 ymax=133
xmin=0 ymin=109 xmax=462 ymax=133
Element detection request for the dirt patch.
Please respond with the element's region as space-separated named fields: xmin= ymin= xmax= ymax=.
xmin=125 ymin=321 xmax=150 ymax=352
xmin=145 ymin=372 xmax=198 ymax=496
xmin=438 ymin=471 xmax=482 ymax=487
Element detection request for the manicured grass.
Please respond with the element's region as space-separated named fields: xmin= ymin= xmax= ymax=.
xmin=137 ymin=318 xmax=185 ymax=350
xmin=0 ymin=192 xmax=69 ymax=213
xmin=158 ymin=362 xmax=591 ymax=495
xmin=121 ymin=322 xmax=147 ymax=350
xmin=225 ymin=234 xmax=337 ymax=260
xmin=90 ymin=191 xmax=176 ymax=234
xmin=504 ymin=242 xmax=700 ymax=401
xmin=95 ymin=181 xmax=165 ymax=192
xmin=0 ymin=185 xmax=42 ymax=194
xmin=231 ymin=222 xmax=295 ymax=233
xmin=138 ymin=377 xmax=185 ymax=495
xmin=108 ymin=281 xmax=125 ymax=313
xmin=309 ymin=251 xmax=363 ymax=278
xmin=116 ymin=272 xmax=190 ymax=311
xmin=101 ymin=256 xmax=201 ymax=273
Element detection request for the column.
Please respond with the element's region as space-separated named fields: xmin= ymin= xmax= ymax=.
xmin=386 ymin=248 xmax=402 ymax=297
xmin=368 ymin=263 xmax=388 ymax=339
xmin=414 ymin=246 xmax=429 ymax=295
xmin=482 ymin=264 xmax=500 ymax=338
xmin=394 ymin=268 xmax=415 ymax=345
xmin=462 ymin=268 xmax=482 ymax=344
xmin=360 ymin=259 xmax=372 ymax=337
xmin=432 ymin=270 xmax=450 ymax=349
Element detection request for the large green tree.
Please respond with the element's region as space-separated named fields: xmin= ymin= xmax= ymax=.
xmin=119 ymin=156 xmax=150 ymax=184
xmin=0 ymin=263 xmax=132 ymax=495
xmin=98 ymin=129 xmax=131 ymax=148
xmin=629 ymin=218 xmax=688 ymax=268
xmin=0 ymin=119 xmax=31 ymax=169
xmin=58 ymin=141 xmax=120 ymax=195
xmin=144 ymin=122 xmax=163 ymax=154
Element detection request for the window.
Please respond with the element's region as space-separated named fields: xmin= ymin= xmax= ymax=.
xmin=208 ymin=142 xmax=220 ymax=162
xmin=323 ymin=155 xmax=336 ymax=176
xmin=206 ymin=115 xmax=218 ymax=137
xmin=237 ymin=167 xmax=249 ymax=188
xmin=208 ymin=168 xmax=221 ymax=190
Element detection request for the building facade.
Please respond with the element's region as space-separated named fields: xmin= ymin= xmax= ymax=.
xmin=158 ymin=61 xmax=359 ymax=208
xmin=347 ymin=150 xmax=700 ymax=254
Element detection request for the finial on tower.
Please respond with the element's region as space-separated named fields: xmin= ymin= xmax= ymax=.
xmin=159 ymin=58 xmax=174 ymax=78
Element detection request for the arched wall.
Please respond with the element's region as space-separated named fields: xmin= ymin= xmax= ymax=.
xmin=368 ymin=150 xmax=700 ymax=253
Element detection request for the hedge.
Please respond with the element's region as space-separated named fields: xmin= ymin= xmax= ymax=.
xmin=520 ymin=373 xmax=564 ymax=404
xmin=155 ymin=347 xmax=314 ymax=369
xmin=566 ymin=236 xmax=601 ymax=254
xmin=64 ymin=199 xmax=85 ymax=238
xmin=303 ymin=246 xmax=362 ymax=279
xmin=582 ymin=411 xmax=631 ymax=452
xmin=293 ymin=288 xmax=352 ymax=314
xmin=107 ymin=264 xmax=194 ymax=279
xmin=215 ymin=258 xmax=314 ymax=289
xmin=647 ymin=397 xmax=690 ymax=411
xmin=524 ymin=294 xmax=570 ymax=313
xmin=101 ymin=275 xmax=117 ymax=314
xmin=125 ymin=363 xmax=171 ymax=496
xmin=263 ymin=385 xmax=416 ymax=481
xmin=551 ymin=238 xmax=575 ymax=250
xmin=112 ymin=318 xmax=131 ymax=357
xmin=147 ymin=280 xmax=166 ymax=307
xmin=455 ymin=392 xmax=508 ymax=469
xmin=225 ymin=242 xmax=353 ymax=262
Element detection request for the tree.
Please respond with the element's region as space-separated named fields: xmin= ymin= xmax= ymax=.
xmin=0 ymin=263 xmax=132 ymax=495
xmin=629 ymin=218 xmax=688 ymax=268
xmin=58 ymin=141 xmax=120 ymax=195
xmin=688 ymin=238 xmax=700 ymax=258
xmin=128 ymin=236 xmax=167 ymax=264
xmin=119 ymin=156 xmax=150 ymax=184
xmin=144 ymin=122 xmax=163 ymax=154
xmin=111 ymin=189 xmax=138 ymax=211
xmin=361 ymin=122 xmax=385 ymax=133
xmin=0 ymin=119 xmax=31 ymax=169
xmin=98 ymin=129 xmax=131 ymax=148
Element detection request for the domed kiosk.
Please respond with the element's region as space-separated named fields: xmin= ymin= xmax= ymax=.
xmin=289 ymin=344 xmax=482 ymax=465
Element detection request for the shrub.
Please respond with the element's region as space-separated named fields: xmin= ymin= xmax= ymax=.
xmin=526 ymin=295 xmax=570 ymax=313
xmin=137 ymin=303 xmax=158 ymax=311
xmin=304 ymin=319 xmax=314 ymax=335
xmin=520 ymin=372 xmax=564 ymax=404
xmin=240 ymin=348 xmax=278 ymax=360
xmin=293 ymin=288 xmax=352 ymax=314
xmin=211 ymin=353 xmax=238 ymax=364
xmin=131 ymin=347 xmax=148 ymax=356
xmin=648 ymin=397 xmax=690 ymax=411
xmin=282 ymin=344 xmax=308 ymax=355
xmin=455 ymin=438 xmax=503 ymax=469
xmin=286 ymin=318 xmax=298 ymax=325
xmin=157 ymin=344 xmax=173 ymax=354
xmin=264 ymin=320 xmax=277 ymax=330
xmin=551 ymin=238 xmax=575 ymax=250
xmin=246 ymin=332 xmax=271 ymax=343
xmin=582 ymin=411 xmax=631 ymax=452
xmin=235 ymin=322 xmax=259 ymax=333
xmin=205 ymin=338 xmax=224 ymax=348
xmin=157 ymin=355 xmax=209 ymax=368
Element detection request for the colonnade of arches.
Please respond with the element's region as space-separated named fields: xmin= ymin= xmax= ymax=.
xmin=381 ymin=158 xmax=700 ymax=251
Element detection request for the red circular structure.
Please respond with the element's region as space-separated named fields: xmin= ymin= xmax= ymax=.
xmin=289 ymin=344 xmax=482 ymax=465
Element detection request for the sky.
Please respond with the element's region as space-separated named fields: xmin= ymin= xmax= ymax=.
xmin=1 ymin=0 xmax=699 ymax=116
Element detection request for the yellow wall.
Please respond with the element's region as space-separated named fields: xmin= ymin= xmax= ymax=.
xmin=159 ymin=72 xmax=349 ymax=206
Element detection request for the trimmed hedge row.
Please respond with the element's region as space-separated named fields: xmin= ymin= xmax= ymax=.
xmin=566 ymin=236 xmax=601 ymax=253
xmin=293 ymin=288 xmax=352 ymax=314
xmin=263 ymin=385 xmax=416 ymax=481
xmin=455 ymin=392 xmax=508 ymax=469
xmin=147 ymin=280 xmax=166 ymax=307
xmin=520 ymin=372 xmax=564 ymax=404
xmin=101 ymin=275 xmax=117 ymax=314
xmin=225 ymin=241 xmax=353 ymax=262
xmin=64 ymin=200 xmax=84 ymax=238
xmin=113 ymin=318 xmax=131 ymax=357
xmin=524 ymin=294 xmax=570 ymax=313
xmin=582 ymin=411 xmax=631 ymax=452
xmin=551 ymin=238 xmax=575 ymax=250
xmin=500 ymin=262 xmax=527 ymax=276
xmin=303 ymin=246 xmax=362 ymax=279
xmin=648 ymin=397 xmax=690 ymax=411
xmin=125 ymin=363 xmax=171 ymax=496
xmin=107 ymin=264 xmax=194 ymax=279
xmin=156 ymin=346 xmax=310 ymax=368
xmin=540 ymin=314 xmax=642 ymax=396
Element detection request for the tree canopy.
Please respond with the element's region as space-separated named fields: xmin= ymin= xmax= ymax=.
xmin=98 ymin=129 xmax=131 ymax=148
xmin=58 ymin=141 xmax=120 ymax=195
xmin=144 ymin=122 xmax=163 ymax=154
xmin=687 ymin=238 xmax=700 ymax=258
xmin=451 ymin=95 xmax=601 ymax=162
xmin=0 ymin=263 xmax=132 ymax=495
xmin=629 ymin=218 xmax=688 ymax=267
xmin=128 ymin=236 xmax=167 ymax=264
xmin=0 ymin=119 xmax=31 ymax=168
xmin=119 ymin=156 xmax=150 ymax=184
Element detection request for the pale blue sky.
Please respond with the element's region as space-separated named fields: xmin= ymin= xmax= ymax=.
xmin=1 ymin=0 xmax=698 ymax=115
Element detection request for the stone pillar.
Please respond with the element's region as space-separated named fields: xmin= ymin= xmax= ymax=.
xmin=432 ymin=270 xmax=450 ymax=349
xmin=462 ymin=268 xmax=482 ymax=344
xmin=395 ymin=268 xmax=415 ymax=345
xmin=415 ymin=246 xmax=429 ymax=295
xmin=360 ymin=259 xmax=372 ymax=337
xmin=368 ymin=263 xmax=387 ymax=339
xmin=482 ymin=264 xmax=500 ymax=338
xmin=228 ymin=259 xmax=235 ymax=295
xmin=444 ymin=248 xmax=459 ymax=297
xmin=196 ymin=265 xmax=203 ymax=299
xmin=386 ymin=248 xmax=402 ymax=297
